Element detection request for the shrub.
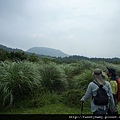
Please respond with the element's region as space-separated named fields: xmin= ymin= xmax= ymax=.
xmin=0 ymin=61 xmax=41 ymax=109
xmin=62 ymin=60 xmax=98 ymax=78
xmin=77 ymin=60 xmax=98 ymax=72
xmin=60 ymin=89 xmax=84 ymax=108
xmin=62 ymin=64 xmax=75 ymax=78
xmin=28 ymin=92 xmax=60 ymax=108
xmin=60 ymin=89 xmax=91 ymax=113
xmin=72 ymin=69 xmax=93 ymax=90
xmin=38 ymin=62 xmax=68 ymax=93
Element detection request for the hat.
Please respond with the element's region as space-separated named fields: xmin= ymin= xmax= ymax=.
xmin=93 ymin=68 xmax=106 ymax=85
xmin=94 ymin=68 xmax=105 ymax=77
xmin=106 ymin=67 xmax=116 ymax=75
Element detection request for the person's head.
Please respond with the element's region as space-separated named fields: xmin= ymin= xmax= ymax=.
xmin=92 ymin=68 xmax=106 ymax=85
xmin=106 ymin=67 xmax=116 ymax=78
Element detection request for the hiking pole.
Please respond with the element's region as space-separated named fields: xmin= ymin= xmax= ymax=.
xmin=81 ymin=101 xmax=84 ymax=117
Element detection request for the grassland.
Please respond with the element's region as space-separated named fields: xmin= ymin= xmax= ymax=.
xmin=0 ymin=59 xmax=120 ymax=118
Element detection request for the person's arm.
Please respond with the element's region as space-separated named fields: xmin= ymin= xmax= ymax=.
xmin=81 ymin=82 xmax=92 ymax=102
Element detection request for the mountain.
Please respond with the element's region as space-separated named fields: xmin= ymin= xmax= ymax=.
xmin=0 ymin=44 xmax=120 ymax=63
xmin=26 ymin=47 xmax=69 ymax=58
xmin=0 ymin=44 xmax=23 ymax=52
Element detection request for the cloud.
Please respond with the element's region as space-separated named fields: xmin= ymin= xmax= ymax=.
xmin=0 ymin=0 xmax=120 ymax=58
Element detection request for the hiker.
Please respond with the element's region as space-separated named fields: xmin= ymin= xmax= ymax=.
xmin=106 ymin=67 xmax=118 ymax=115
xmin=80 ymin=68 xmax=115 ymax=115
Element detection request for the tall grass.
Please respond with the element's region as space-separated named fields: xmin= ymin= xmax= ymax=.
xmin=62 ymin=60 xmax=99 ymax=78
xmin=38 ymin=62 xmax=68 ymax=93
xmin=0 ymin=61 xmax=41 ymax=109
xmin=0 ymin=59 xmax=120 ymax=113
xmin=73 ymin=69 xmax=93 ymax=90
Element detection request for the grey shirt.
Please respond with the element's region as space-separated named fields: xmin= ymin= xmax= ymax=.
xmin=81 ymin=80 xmax=115 ymax=113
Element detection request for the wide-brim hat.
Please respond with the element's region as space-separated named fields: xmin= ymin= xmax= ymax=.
xmin=93 ymin=68 xmax=106 ymax=85
xmin=93 ymin=68 xmax=106 ymax=77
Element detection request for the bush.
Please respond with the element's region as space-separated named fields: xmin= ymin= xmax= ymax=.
xmin=60 ymin=89 xmax=84 ymax=108
xmin=60 ymin=89 xmax=91 ymax=113
xmin=38 ymin=62 xmax=68 ymax=93
xmin=63 ymin=63 xmax=83 ymax=78
xmin=17 ymin=92 xmax=60 ymax=108
xmin=0 ymin=61 xmax=41 ymax=109
xmin=62 ymin=60 xmax=98 ymax=78
xmin=73 ymin=69 xmax=93 ymax=90
xmin=28 ymin=92 xmax=59 ymax=108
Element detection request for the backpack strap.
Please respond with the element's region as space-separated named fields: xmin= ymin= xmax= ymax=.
xmin=92 ymin=81 xmax=99 ymax=100
xmin=92 ymin=81 xmax=103 ymax=100
xmin=92 ymin=80 xmax=105 ymax=88
xmin=92 ymin=80 xmax=100 ymax=87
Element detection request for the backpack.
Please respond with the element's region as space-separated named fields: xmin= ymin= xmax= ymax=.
xmin=117 ymin=78 xmax=120 ymax=102
xmin=92 ymin=81 xmax=109 ymax=105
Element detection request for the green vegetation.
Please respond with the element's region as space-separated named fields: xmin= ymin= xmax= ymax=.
xmin=0 ymin=48 xmax=39 ymax=62
xmin=0 ymin=61 xmax=41 ymax=110
xmin=0 ymin=48 xmax=120 ymax=115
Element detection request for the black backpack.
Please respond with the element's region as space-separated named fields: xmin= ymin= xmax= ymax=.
xmin=92 ymin=81 xmax=109 ymax=105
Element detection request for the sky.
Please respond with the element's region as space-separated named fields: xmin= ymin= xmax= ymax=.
xmin=0 ymin=0 xmax=120 ymax=58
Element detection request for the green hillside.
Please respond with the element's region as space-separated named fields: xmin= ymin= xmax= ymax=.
xmin=0 ymin=45 xmax=120 ymax=118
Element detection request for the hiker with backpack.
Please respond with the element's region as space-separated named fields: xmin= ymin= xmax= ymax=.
xmin=80 ymin=68 xmax=115 ymax=115
xmin=106 ymin=67 xmax=118 ymax=115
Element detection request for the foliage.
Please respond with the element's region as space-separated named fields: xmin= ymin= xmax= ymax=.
xmin=62 ymin=64 xmax=76 ymax=78
xmin=0 ymin=49 xmax=9 ymax=61
xmin=57 ymin=55 xmax=120 ymax=64
xmin=28 ymin=92 xmax=60 ymax=108
xmin=38 ymin=62 xmax=68 ymax=93
xmin=62 ymin=60 xmax=98 ymax=78
xmin=0 ymin=61 xmax=41 ymax=109
xmin=0 ymin=52 xmax=120 ymax=113
xmin=0 ymin=49 xmax=39 ymax=62
xmin=73 ymin=69 xmax=93 ymax=90
xmin=11 ymin=91 xmax=60 ymax=110
xmin=27 ymin=53 xmax=40 ymax=62
xmin=60 ymin=89 xmax=86 ymax=108
xmin=0 ymin=103 xmax=86 ymax=114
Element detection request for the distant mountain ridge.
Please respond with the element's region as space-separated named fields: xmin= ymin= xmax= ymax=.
xmin=0 ymin=44 xmax=120 ymax=63
xmin=27 ymin=47 xmax=69 ymax=58
xmin=0 ymin=44 xmax=23 ymax=52
xmin=0 ymin=44 xmax=69 ymax=58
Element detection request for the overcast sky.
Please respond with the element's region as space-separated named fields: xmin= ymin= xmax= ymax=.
xmin=0 ymin=0 xmax=120 ymax=58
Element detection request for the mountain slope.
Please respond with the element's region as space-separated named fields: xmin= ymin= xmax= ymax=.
xmin=0 ymin=44 xmax=23 ymax=52
xmin=26 ymin=47 xmax=69 ymax=57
